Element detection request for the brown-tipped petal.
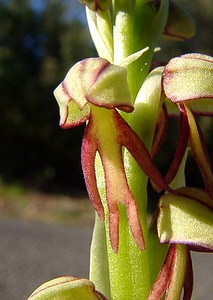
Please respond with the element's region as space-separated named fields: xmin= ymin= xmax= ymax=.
xmin=81 ymin=119 xmax=105 ymax=221
xmin=184 ymin=104 xmax=213 ymax=198
xmin=151 ymin=103 xmax=168 ymax=159
xmin=125 ymin=200 xmax=145 ymax=251
xmin=164 ymin=104 xmax=189 ymax=184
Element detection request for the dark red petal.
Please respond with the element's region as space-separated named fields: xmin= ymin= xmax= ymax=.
xmin=114 ymin=111 xmax=173 ymax=193
xmin=148 ymin=245 xmax=175 ymax=300
xmin=151 ymin=103 xmax=169 ymax=159
xmin=164 ymin=104 xmax=189 ymax=184
xmin=81 ymin=119 xmax=105 ymax=221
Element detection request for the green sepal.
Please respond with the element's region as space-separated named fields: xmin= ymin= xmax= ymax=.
xmin=157 ymin=192 xmax=213 ymax=251
xmin=54 ymin=58 xmax=134 ymax=119
xmin=163 ymin=53 xmax=213 ymax=103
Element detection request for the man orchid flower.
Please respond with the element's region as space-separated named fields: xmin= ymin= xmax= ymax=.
xmin=155 ymin=54 xmax=213 ymax=198
xmin=54 ymin=57 xmax=171 ymax=252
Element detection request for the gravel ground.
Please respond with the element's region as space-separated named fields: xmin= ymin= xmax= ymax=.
xmin=0 ymin=218 xmax=212 ymax=300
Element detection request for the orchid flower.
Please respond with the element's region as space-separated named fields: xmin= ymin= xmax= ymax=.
xmin=162 ymin=53 xmax=213 ymax=197
xmin=54 ymin=57 xmax=171 ymax=253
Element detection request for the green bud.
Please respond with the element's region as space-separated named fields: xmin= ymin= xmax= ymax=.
xmin=27 ymin=276 xmax=107 ymax=300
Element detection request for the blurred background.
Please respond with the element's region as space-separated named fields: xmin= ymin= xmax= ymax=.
xmin=0 ymin=0 xmax=212 ymax=299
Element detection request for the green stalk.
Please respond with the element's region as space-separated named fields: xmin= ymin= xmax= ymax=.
xmin=90 ymin=213 xmax=111 ymax=299
xmin=89 ymin=1 xmax=169 ymax=299
xmin=106 ymin=200 xmax=151 ymax=300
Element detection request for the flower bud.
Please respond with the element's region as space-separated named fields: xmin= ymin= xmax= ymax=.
xmin=163 ymin=1 xmax=195 ymax=40
xmin=27 ymin=276 xmax=107 ymax=299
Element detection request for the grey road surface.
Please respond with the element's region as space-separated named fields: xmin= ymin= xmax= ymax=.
xmin=0 ymin=218 xmax=212 ymax=300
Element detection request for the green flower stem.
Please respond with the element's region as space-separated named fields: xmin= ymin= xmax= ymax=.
xmin=89 ymin=69 xmax=165 ymax=299
xmin=106 ymin=203 xmax=151 ymax=300
xmin=90 ymin=213 xmax=111 ymax=299
xmin=87 ymin=107 xmax=151 ymax=299
xmin=121 ymin=67 xmax=164 ymax=293
xmin=88 ymin=1 xmax=170 ymax=299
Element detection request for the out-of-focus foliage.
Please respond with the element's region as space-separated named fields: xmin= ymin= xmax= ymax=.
xmin=155 ymin=0 xmax=213 ymax=60
xmin=0 ymin=0 xmax=96 ymax=194
xmin=0 ymin=0 xmax=212 ymax=195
